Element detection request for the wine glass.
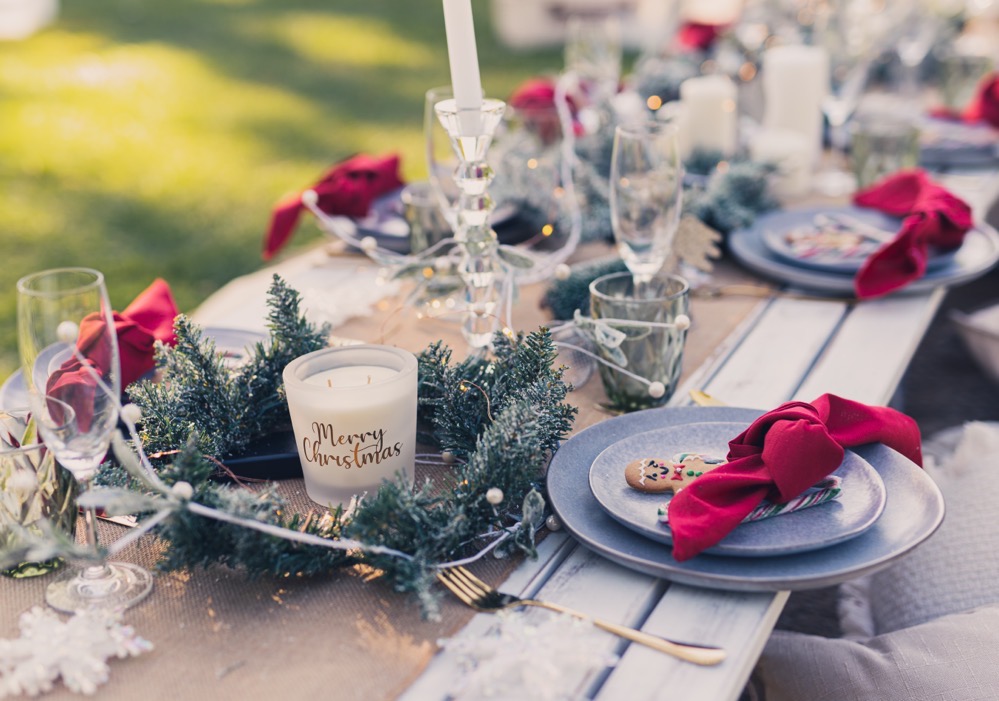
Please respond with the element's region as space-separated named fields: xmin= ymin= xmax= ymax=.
xmin=812 ymin=0 xmax=875 ymax=195
xmin=609 ymin=121 xmax=683 ymax=290
xmin=17 ymin=267 xmax=153 ymax=612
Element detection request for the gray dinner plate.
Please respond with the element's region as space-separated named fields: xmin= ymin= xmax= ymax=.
xmin=919 ymin=117 xmax=999 ymax=168
xmin=758 ymin=206 xmax=956 ymax=275
xmin=729 ymin=208 xmax=999 ymax=297
xmin=588 ymin=421 xmax=886 ymax=557
xmin=547 ymin=406 xmax=944 ymax=592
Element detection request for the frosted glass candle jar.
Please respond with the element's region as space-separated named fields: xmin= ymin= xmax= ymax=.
xmin=283 ymin=345 xmax=418 ymax=507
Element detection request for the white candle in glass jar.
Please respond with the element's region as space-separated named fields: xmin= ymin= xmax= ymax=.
xmin=678 ymin=74 xmax=738 ymax=156
xmin=761 ymin=45 xmax=829 ymax=167
xmin=283 ymin=345 xmax=418 ymax=507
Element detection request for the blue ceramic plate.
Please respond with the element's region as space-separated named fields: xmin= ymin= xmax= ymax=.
xmin=547 ymin=406 xmax=944 ymax=592
xmin=588 ymin=421 xmax=886 ymax=557
xmin=729 ymin=208 xmax=999 ymax=297
xmin=758 ymin=207 xmax=956 ymax=275
xmin=919 ymin=117 xmax=999 ymax=169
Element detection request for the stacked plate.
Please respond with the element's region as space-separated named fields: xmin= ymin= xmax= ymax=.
xmin=547 ymin=406 xmax=944 ymax=592
xmin=728 ymin=205 xmax=999 ymax=297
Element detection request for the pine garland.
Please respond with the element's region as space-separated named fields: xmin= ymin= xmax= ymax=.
xmin=81 ymin=282 xmax=577 ymax=617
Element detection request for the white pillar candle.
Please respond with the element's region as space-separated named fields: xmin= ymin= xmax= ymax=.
xmin=761 ymin=45 xmax=829 ymax=167
xmin=657 ymin=100 xmax=693 ymax=161
xmin=678 ymin=74 xmax=738 ymax=156
xmin=749 ymin=127 xmax=811 ymax=200
xmin=442 ymin=0 xmax=483 ymax=136
xmin=680 ymin=0 xmax=744 ymax=25
xmin=283 ymin=345 xmax=418 ymax=507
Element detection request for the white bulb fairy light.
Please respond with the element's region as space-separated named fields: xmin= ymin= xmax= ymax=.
xmin=171 ymin=481 xmax=194 ymax=500
xmin=56 ymin=321 xmax=79 ymax=344
xmin=120 ymin=403 xmax=143 ymax=425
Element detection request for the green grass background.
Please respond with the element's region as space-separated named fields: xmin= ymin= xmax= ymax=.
xmin=0 ymin=0 xmax=562 ymax=381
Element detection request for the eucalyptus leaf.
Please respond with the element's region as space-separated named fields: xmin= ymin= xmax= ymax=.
xmin=77 ymin=488 xmax=166 ymax=516
xmin=521 ymin=488 xmax=546 ymax=529
xmin=111 ymin=433 xmax=171 ymax=495
xmin=497 ymin=246 xmax=536 ymax=270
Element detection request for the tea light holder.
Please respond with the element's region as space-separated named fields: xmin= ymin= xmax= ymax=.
xmin=283 ymin=345 xmax=418 ymax=507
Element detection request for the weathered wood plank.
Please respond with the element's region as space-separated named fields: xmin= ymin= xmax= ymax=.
xmin=701 ymin=297 xmax=847 ymax=408
xmin=595 ymin=587 xmax=790 ymax=701
xmin=794 ymin=290 xmax=945 ymax=405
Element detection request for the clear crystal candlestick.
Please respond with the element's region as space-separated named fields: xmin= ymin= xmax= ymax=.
xmin=435 ymin=97 xmax=507 ymax=349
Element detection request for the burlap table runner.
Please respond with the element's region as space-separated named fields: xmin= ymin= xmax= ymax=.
xmin=0 ymin=247 xmax=763 ymax=700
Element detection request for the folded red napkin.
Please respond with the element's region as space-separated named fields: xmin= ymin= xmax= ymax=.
xmin=852 ymin=169 xmax=973 ymax=298
xmin=930 ymin=73 xmax=999 ymax=129
xmin=667 ymin=394 xmax=922 ymax=561
xmin=262 ymin=153 xmax=404 ymax=261
xmin=676 ymin=22 xmax=725 ymax=52
xmin=46 ymin=279 xmax=179 ymax=430
xmin=509 ymin=78 xmax=580 ymax=144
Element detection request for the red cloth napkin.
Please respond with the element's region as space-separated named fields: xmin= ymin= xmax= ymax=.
xmin=930 ymin=73 xmax=999 ymax=129
xmin=852 ymin=169 xmax=973 ymax=298
xmin=45 ymin=279 xmax=179 ymax=430
xmin=667 ymin=394 xmax=922 ymax=562
xmin=262 ymin=153 xmax=404 ymax=261
xmin=509 ymin=78 xmax=581 ymax=144
xmin=676 ymin=22 xmax=725 ymax=52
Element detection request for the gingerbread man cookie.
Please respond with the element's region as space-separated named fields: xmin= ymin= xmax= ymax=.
xmin=625 ymin=452 xmax=727 ymax=494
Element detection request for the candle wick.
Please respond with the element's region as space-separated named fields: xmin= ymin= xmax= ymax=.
xmin=367 ymin=375 xmax=372 ymax=385
xmin=327 ymin=379 xmax=333 ymax=388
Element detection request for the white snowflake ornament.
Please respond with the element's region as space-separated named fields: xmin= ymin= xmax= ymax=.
xmin=0 ymin=607 xmax=152 ymax=698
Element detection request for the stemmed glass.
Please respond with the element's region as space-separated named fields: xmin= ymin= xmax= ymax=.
xmin=812 ymin=0 xmax=874 ymax=195
xmin=609 ymin=121 xmax=683 ymax=291
xmin=17 ymin=267 xmax=153 ymax=612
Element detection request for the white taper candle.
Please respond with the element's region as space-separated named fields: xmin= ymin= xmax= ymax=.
xmin=442 ymin=0 xmax=484 ymax=136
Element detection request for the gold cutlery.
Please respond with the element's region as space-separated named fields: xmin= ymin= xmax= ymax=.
xmin=437 ymin=565 xmax=727 ymax=666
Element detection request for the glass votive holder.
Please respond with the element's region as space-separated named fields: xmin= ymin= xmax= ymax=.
xmin=401 ymin=181 xmax=451 ymax=253
xmin=283 ymin=345 xmax=418 ymax=507
xmin=589 ymin=272 xmax=690 ymax=413
xmin=939 ymin=46 xmax=994 ymax=113
xmin=1 ymin=423 xmax=78 ymax=578
xmin=849 ymin=114 xmax=921 ymax=190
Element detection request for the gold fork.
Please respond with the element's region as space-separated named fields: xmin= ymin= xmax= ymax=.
xmin=437 ymin=566 xmax=726 ymax=666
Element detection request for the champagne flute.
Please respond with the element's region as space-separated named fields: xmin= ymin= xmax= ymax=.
xmin=17 ymin=267 xmax=153 ymax=612
xmin=609 ymin=121 xmax=683 ymax=291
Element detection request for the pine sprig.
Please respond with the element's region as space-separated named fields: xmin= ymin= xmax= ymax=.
xmin=127 ymin=275 xmax=329 ymax=462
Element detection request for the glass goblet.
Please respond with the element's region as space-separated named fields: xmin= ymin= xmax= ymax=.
xmin=609 ymin=121 xmax=683 ymax=290
xmin=17 ymin=267 xmax=153 ymax=613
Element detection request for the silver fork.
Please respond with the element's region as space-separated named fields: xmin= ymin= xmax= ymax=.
xmin=437 ymin=565 xmax=727 ymax=666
